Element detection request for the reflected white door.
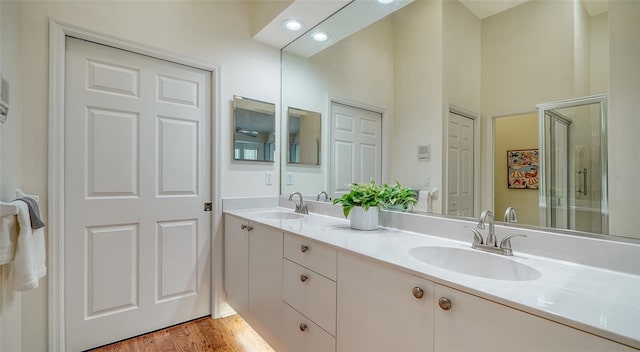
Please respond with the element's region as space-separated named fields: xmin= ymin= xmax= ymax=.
xmin=330 ymin=102 xmax=382 ymax=198
xmin=447 ymin=112 xmax=475 ymax=216
xmin=64 ymin=37 xmax=211 ymax=351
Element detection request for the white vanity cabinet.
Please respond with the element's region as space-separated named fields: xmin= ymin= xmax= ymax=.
xmin=224 ymin=215 xmax=284 ymax=350
xmin=335 ymin=250 xmax=634 ymax=352
xmin=282 ymin=232 xmax=338 ymax=352
xmin=433 ymin=284 xmax=635 ymax=352
xmin=337 ymin=251 xmax=435 ymax=352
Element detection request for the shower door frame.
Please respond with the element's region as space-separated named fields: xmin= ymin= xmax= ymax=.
xmin=537 ymin=94 xmax=609 ymax=234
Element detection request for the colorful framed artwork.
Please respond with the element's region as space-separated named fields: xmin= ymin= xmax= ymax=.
xmin=507 ymin=149 xmax=539 ymax=189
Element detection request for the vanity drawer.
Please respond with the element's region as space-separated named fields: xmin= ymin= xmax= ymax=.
xmin=283 ymin=258 xmax=337 ymax=336
xmin=284 ymin=232 xmax=337 ymax=280
xmin=283 ymin=302 xmax=336 ymax=352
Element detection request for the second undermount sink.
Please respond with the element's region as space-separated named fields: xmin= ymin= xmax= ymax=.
xmin=409 ymin=246 xmax=542 ymax=281
xmin=255 ymin=211 xmax=305 ymax=220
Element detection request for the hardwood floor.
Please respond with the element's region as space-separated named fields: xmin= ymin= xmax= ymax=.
xmin=89 ymin=315 xmax=275 ymax=352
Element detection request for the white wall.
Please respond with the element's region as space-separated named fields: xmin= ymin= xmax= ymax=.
xmin=0 ymin=1 xmax=23 ymax=350
xmin=589 ymin=12 xmax=608 ymax=95
xmin=573 ymin=0 xmax=591 ymax=97
xmin=392 ymin=0 xmax=444 ymax=213
xmin=608 ymin=0 xmax=640 ymax=238
xmin=19 ymin=1 xmax=280 ymax=350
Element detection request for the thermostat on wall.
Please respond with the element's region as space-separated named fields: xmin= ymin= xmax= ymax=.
xmin=418 ymin=144 xmax=431 ymax=162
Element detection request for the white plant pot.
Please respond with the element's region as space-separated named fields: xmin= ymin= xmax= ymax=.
xmin=350 ymin=206 xmax=379 ymax=231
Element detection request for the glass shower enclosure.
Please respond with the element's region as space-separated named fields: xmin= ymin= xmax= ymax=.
xmin=537 ymin=95 xmax=608 ymax=234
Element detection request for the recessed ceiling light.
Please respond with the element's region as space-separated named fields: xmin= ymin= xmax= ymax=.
xmin=283 ymin=19 xmax=304 ymax=31
xmin=377 ymin=0 xmax=395 ymax=4
xmin=312 ymin=32 xmax=329 ymax=42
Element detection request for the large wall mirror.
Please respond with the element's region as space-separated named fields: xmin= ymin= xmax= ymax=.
xmin=233 ymin=95 xmax=275 ymax=162
xmin=281 ymin=0 xmax=640 ymax=241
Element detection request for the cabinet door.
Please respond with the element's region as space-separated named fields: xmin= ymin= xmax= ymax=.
xmin=434 ymin=284 xmax=635 ymax=352
xmin=248 ymin=222 xmax=284 ymax=349
xmin=224 ymin=215 xmax=249 ymax=315
xmin=337 ymin=251 xmax=434 ymax=352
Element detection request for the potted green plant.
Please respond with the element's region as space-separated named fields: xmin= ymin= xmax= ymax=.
xmin=333 ymin=180 xmax=417 ymax=230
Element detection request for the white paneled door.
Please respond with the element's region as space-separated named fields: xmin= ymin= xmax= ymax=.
xmin=447 ymin=111 xmax=475 ymax=217
xmin=64 ymin=37 xmax=211 ymax=351
xmin=330 ymin=102 xmax=382 ymax=198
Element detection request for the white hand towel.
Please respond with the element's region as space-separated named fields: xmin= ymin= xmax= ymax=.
xmin=0 ymin=206 xmax=18 ymax=264
xmin=12 ymin=200 xmax=47 ymax=291
xmin=413 ymin=190 xmax=432 ymax=213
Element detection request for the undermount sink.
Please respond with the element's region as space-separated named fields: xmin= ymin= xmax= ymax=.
xmin=255 ymin=211 xmax=305 ymax=220
xmin=409 ymin=246 xmax=542 ymax=281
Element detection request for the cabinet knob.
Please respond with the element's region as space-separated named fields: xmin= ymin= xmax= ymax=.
xmin=438 ymin=297 xmax=452 ymax=311
xmin=412 ymin=287 xmax=424 ymax=299
xmin=299 ymin=323 xmax=307 ymax=332
xmin=299 ymin=274 xmax=308 ymax=283
xmin=300 ymin=244 xmax=309 ymax=253
xmin=240 ymin=224 xmax=247 ymax=230
xmin=247 ymin=226 xmax=253 ymax=231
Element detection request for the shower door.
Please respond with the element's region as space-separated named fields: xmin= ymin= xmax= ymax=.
xmin=538 ymin=95 xmax=608 ymax=234
xmin=547 ymin=112 xmax=571 ymax=229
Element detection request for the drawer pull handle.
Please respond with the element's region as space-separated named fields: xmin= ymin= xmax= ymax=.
xmin=300 ymin=244 xmax=309 ymax=253
xmin=438 ymin=297 xmax=452 ymax=311
xmin=240 ymin=224 xmax=247 ymax=230
xmin=412 ymin=287 xmax=424 ymax=299
xmin=299 ymin=274 xmax=308 ymax=283
xmin=299 ymin=323 xmax=307 ymax=332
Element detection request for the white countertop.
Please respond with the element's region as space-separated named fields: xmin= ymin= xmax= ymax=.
xmin=224 ymin=207 xmax=640 ymax=349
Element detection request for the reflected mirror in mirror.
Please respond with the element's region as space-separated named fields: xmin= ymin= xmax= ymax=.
xmin=281 ymin=0 xmax=640 ymax=240
xmin=288 ymin=107 xmax=321 ymax=165
xmin=233 ymin=95 xmax=275 ymax=162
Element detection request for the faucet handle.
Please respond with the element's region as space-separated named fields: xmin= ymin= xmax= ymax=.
xmin=464 ymin=226 xmax=483 ymax=245
xmin=499 ymin=234 xmax=527 ymax=250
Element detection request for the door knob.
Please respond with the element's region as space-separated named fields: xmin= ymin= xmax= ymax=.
xmin=438 ymin=297 xmax=452 ymax=311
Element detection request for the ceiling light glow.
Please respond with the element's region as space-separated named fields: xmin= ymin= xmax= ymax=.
xmin=377 ymin=0 xmax=395 ymax=4
xmin=283 ymin=19 xmax=304 ymax=31
xmin=312 ymin=32 xmax=329 ymax=42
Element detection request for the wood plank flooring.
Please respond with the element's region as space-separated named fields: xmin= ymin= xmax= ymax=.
xmin=88 ymin=314 xmax=275 ymax=352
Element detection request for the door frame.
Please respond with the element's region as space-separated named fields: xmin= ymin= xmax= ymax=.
xmin=48 ymin=20 xmax=221 ymax=352
xmin=327 ymin=96 xmax=388 ymax=197
xmin=444 ymin=105 xmax=480 ymax=217
xmin=485 ymin=109 xmax=537 ymax=215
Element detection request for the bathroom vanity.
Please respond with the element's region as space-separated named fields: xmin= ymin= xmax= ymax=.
xmin=223 ymin=207 xmax=639 ymax=352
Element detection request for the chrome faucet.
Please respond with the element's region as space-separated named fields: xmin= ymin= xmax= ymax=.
xmin=316 ymin=191 xmax=330 ymax=202
xmin=468 ymin=210 xmax=526 ymax=256
xmin=504 ymin=207 xmax=518 ymax=224
xmin=477 ymin=210 xmax=496 ymax=246
xmin=288 ymin=192 xmax=309 ymax=214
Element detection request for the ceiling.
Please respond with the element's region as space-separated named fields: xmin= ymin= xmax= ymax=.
xmin=459 ymin=0 xmax=609 ymax=19
xmin=253 ymin=0 xmax=610 ymax=51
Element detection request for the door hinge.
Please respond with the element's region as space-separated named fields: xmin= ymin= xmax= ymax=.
xmin=204 ymin=202 xmax=213 ymax=212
